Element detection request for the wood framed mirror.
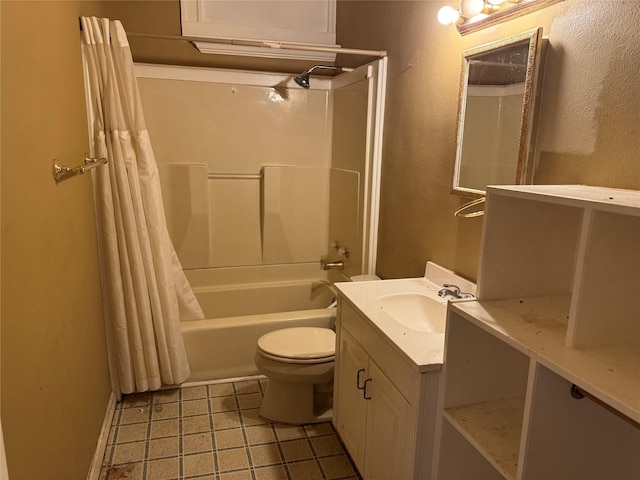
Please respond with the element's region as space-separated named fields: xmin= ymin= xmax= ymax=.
xmin=452 ymin=28 xmax=545 ymax=198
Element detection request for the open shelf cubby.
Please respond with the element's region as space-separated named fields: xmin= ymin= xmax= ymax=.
xmin=523 ymin=365 xmax=640 ymax=479
xmin=438 ymin=418 xmax=506 ymax=480
xmin=435 ymin=185 xmax=640 ymax=480
xmin=478 ymin=185 xmax=640 ymax=352
xmin=441 ymin=312 xmax=530 ymax=479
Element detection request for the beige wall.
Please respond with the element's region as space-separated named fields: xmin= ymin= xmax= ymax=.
xmin=1 ymin=2 xmax=111 ymax=479
xmin=337 ymin=0 xmax=640 ymax=281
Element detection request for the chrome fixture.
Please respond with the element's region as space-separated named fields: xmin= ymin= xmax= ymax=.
xmin=329 ymin=240 xmax=341 ymax=250
xmin=322 ymin=260 xmax=344 ymax=271
xmin=437 ymin=284 xmax=474 ymax=300
xmin=294 ymin=65 xmax=344 ymax=89
xmin=329 ymin=240 xmax=350 ymax=259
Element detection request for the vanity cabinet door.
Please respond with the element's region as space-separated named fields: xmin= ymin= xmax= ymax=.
xmin=334 ymin=327 xmax=368 ymax=472
xmin=363 ymin=360 xmax=412 ymax=480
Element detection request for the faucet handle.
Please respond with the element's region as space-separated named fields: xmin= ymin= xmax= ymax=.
xmin=442 ymin=284 xmax=461 ymax=295
xmin=438 ymin=284 xmax=475 ymax=300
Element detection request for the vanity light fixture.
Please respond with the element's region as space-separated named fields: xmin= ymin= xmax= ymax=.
xmin=438 ymin=0 xmax=561 ymax=35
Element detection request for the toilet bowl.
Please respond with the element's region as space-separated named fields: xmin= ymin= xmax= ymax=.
xmin=255 ymin=327 xmax=335 ymax=424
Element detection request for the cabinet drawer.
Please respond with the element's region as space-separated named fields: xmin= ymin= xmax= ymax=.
xmin=339 ymin=299 xmax=419 ymax=401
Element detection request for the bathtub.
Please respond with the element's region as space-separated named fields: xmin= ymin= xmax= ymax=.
xmin=181 ymin=265 xmax=338 ymax=383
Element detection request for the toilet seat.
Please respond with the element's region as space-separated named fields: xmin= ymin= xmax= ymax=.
xmin=257 ymin=327 xmax=335 ymax=364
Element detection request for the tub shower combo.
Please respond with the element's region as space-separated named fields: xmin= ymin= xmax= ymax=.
xmin=136 ymin=59 xmax=387 ymax=423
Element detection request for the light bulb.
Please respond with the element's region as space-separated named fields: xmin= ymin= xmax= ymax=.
xmin=437 ymin=5 xmax=461 ymax=25
xmin=460 ymin=0 xmax=486 ymax=17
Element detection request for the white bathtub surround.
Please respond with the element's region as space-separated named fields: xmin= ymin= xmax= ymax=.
xmin=183 ymin=307 xmax=336 ymax=383
xmin=328 ymin=169 xmax=361 ymax=277
xmin=136 ymin=60 xmax=386 ymax=277
xmin=262 ymin=166 xmax=331 ymax=264
xmin=81 ymin=17 xmax=204 ymax=396
xmin=181 ymin=264 xmax=338 ymax=382
xmin=158 ymin=163 xmax=210 ymax=269
xmin=193 ymin=278 xmax=335 ymax=320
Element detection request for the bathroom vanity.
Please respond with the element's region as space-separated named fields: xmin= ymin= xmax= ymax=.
xmin=434 ymin=185 xmax=640 ymax=479
xmin=333 ymin=265 xmax=475 ymax=480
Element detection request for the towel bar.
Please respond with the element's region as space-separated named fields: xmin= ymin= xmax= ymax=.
xmin=454 ymin=197 xmax=485 ymax=218
xmin=53 ymin=157 xmax=107 ymax=183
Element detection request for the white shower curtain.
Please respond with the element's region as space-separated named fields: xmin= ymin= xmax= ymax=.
xmin=80 ymin=17 xmax=204 ymax=395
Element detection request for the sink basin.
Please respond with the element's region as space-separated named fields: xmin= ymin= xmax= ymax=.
xmin=378 ymin=293 xmax=447 ymax=333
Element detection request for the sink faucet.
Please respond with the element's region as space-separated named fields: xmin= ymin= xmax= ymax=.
xmin=437 ymin=283 xmax=474 ymax=300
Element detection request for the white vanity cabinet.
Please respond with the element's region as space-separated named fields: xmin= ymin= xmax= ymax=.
xmin=334 ymin=299 xmax=440 ymax=480
xmin=434 ymin=185 xmax=640 ymax=480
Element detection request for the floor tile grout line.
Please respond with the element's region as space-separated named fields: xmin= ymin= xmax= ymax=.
xmin=178 ymin=387 xmax=184 ymax=480
xmin=205 ymin=384 xmax=221 ymax=480
xmin=335 ymin=433 xmax=362 ymax=480
xmin=142 ymin=393 xmax=154 ymax=480
xmin=233 ymin=381 xmax=259 ymax=480
xmin=260 ymin=380 xmax=294 ymax=480
xmin=304 ymin=426 xmax=329 ymax=480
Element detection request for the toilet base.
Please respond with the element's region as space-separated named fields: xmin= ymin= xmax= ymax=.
xmin=260 ymin=378 xmax=333 ymax=425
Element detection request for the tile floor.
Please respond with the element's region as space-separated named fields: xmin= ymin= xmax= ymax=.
xmin=100 ymin=377 xmax=361 ymax=480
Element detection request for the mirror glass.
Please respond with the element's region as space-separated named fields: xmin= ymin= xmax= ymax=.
xmin=452 ymin=28 xmax=544 ymax=197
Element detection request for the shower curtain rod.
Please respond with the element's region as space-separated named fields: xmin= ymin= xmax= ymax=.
xmin=126 ymin=32 xmax=388 ymax=58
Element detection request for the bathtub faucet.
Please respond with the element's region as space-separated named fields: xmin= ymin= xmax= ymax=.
xmin=322 ymin=260 xmax=344 ymax=271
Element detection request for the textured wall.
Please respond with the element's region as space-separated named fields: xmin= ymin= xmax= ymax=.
xmin=337 ymin=0 xmax=640 ymax=281
xmin=1 ymin=2 xmax=111 ymax=479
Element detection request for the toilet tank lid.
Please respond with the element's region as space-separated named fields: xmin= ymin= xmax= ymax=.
xmin=258 ymin=327 xmax=335 ymax=359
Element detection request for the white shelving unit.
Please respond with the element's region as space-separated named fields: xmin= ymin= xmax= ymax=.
xmin=435 ymin=185 xmax=640 ymax=479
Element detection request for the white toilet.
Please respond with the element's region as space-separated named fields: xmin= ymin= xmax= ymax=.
xmin=255 ymin=326 xmax=336 ymax=424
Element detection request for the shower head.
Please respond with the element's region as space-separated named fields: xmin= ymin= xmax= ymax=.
xmin=294 ymin=65 xmax=345 ymax=89
xmin=293 ymin=71 xmax=312 ymax=89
